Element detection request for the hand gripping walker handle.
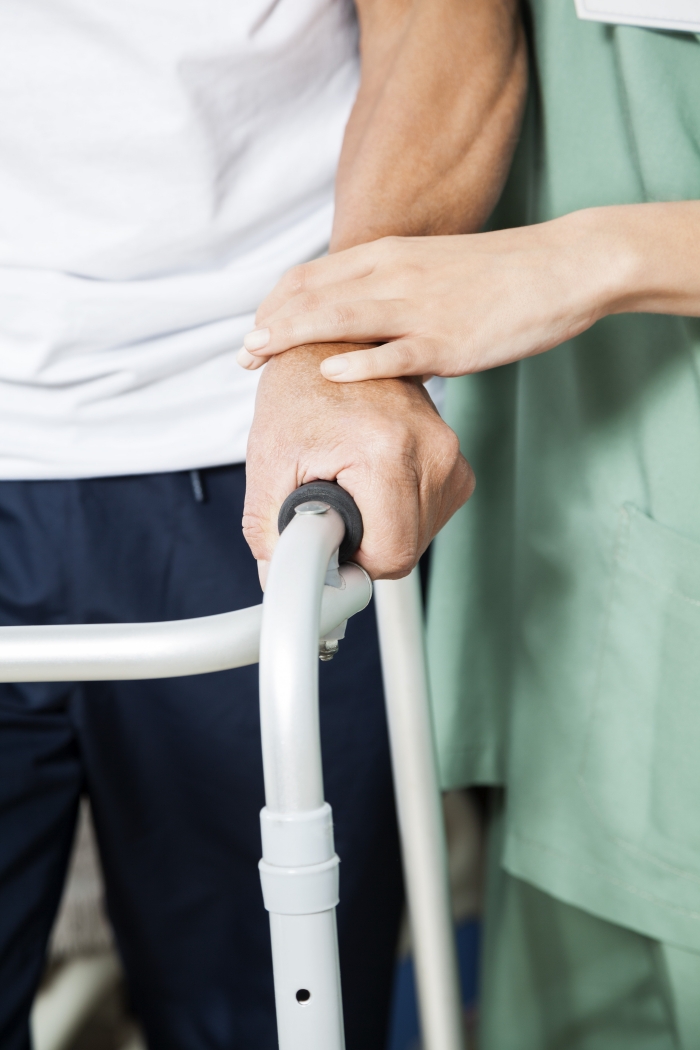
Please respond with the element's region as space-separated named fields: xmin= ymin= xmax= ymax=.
xmin=278 ymin=481 xmax=363 ymax=564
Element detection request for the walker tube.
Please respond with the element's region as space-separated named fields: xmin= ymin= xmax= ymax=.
xmin=375 ymin=572 xmax=466 ymax=1050
xmin=260 ymin=504 xmax=347 ymax=812
xmin=0 ymin=565 xmax=370 ymax=681
xmin=258 ymin=498 xmax=360 ymax=1050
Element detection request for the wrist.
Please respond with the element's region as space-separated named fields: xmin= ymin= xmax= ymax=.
xmin=557 ymin=202 xmax=700 ymax=321
xmin=260 ymin=341 xmax=428 ymax=408
xmin=555 ymin=206 xmax=645 ymax=323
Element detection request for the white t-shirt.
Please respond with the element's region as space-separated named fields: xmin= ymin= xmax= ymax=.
xmin=0 ymin=0 xmax=359 ymax=478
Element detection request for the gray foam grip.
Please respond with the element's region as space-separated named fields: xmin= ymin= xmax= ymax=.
xmin=278 ymin=481 xmax=364 ymax=563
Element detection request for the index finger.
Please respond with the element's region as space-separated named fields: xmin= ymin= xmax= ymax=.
xmin=256 ymin=238 xmax=387 ymax=324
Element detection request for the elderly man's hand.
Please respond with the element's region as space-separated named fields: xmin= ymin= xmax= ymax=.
xmin=242 ymin=343 xmax=473 ymax=581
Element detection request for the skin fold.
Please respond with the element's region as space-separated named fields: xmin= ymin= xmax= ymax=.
xmin=242 ymin=0 xmax=527 ymax=582
xmin=241 ymin=201 xmax=700 ymax=383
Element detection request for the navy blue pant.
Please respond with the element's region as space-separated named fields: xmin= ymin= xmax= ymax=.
xmin=0 ymin=466 xmax=403 ymax=1050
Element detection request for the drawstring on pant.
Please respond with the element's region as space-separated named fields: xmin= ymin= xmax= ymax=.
xmin=190 ymin=469 xmax=206 ymax=503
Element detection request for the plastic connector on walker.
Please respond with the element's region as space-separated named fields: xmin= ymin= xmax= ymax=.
xmin=259 ymin=804 xmax=340 ymax=915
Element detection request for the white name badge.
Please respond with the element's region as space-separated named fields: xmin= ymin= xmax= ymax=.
xmin=575 ymin=0 xmax=700 ymax=32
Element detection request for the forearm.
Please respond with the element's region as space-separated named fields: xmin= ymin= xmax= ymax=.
xmin=584 ymin=202 xmax=700 ymax=319
xmin=246 ymin=0 xmax=525 ymax=364
xmin=331 ymin=0 xmax=526 ymax=248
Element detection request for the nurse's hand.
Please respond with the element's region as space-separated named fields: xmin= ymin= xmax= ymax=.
xmin=237 ymin=209 xmax=638 ymax=381
xmin=242 ymin=343 xmax=474 ymax=582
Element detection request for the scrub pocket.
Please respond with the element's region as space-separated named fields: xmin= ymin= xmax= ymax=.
xmin=579 ymin=504 xmax=700 ymax=881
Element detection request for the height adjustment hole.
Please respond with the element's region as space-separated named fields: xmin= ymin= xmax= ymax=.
xmin=296 ymin=989 xmax=311 ymax=1005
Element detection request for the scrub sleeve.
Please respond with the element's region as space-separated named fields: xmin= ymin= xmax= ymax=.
xmin=427 ymin=4 xmax=700 ymax=1044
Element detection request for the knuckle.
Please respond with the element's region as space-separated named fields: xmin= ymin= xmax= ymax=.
xmin=328 ymin=303 xmax=355 ymax=330
xmin=415 ymin=336 xmax=440 ymax=366
xmin=426 ymin=417 xmax=461 ymax=466
xmin=392 ymin=342 xmax=417 ymax=372
xmin=438 ymin=447 xmax=475 ymax=519
xmin=285 ymin=263 xmax=309 ymax=296
xmin=298 ymin=291 xmax=321 ymax=314
xmin=278 ymin=319 xmax=298 ymax=343
xmin=441 ymin=425 xmax=462 ymax=463
xmin=459 ymin=456 xmax=477 ymax=502
xmin=369 ymin=422 xmax=413 ymax=462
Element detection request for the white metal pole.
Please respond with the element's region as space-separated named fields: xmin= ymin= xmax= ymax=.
xmin=258 ymin=504 xmax=368 ymax=1050
xmin=375 ymin=570 xmax=466 ymax=1050
xmin=259 ymin=504 xmax=345 ymax=812
xmin=0 ymin=564 xmax=369 ymax=682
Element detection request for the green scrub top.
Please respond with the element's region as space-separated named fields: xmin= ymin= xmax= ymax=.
xmin=427 ymin=1 xmax=700 ymax=953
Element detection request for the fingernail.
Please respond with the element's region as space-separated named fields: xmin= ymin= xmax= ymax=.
xmin=322 ymin=356 xmax=349 ymax=377
xmin=237 ymin=346 xmax=265 ymax=370
xmin=244 ymin=328 xmax=270 ymax=352
xmin=237 ymin=346 xmax=256 ymax=368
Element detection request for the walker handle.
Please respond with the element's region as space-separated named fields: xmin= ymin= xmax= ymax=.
xmin=278 ymin=481 xmax=363 ymax=563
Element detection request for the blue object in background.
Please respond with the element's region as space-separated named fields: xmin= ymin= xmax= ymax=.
xmin=387 ymin=919 xmax=480 ymax=1050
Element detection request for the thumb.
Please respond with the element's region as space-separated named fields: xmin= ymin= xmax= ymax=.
xmin=320 ymin=338 xmax=438 ymax=383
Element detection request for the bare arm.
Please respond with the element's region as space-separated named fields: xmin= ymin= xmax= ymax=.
xmin=242 ymin=0 xmax=525 ymax=342
xmin=237 ymin=202 xmax=700 ymax=384
xmin=331 ymin=0 xmax=526 ymax=247
xmin=242 ymin=0 xmax=526 ymax=580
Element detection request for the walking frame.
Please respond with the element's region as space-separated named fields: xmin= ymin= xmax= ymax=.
xmin=8 ymin=482 xmax=465 ymax=1050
